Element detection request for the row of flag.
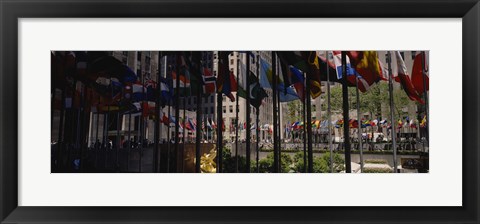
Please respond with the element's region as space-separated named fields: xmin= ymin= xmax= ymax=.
xmin=287 ymin=116 xmax=427 ymax=131
xmin=52 ymin=51 xmax=429 ymax=128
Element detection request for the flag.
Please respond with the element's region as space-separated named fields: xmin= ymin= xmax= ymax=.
xmin=162 ymin=114 xmax=170 ymax=126
xmin=202 ymin=66 xmax=216 ymax=94
xmin=211 ymin=120 xmax=216 ymax=129
xmin=420 ymin=115 xmax=427 ymax=127
xmin=207 ymin=119 xmax=213 ymax=130
xmin=216 ymin=52 xmax=237 ymax=101
xmin=332 ymin=51 xmax=372 ymax=92
xmin=159 ymin=76 xmax=173 ymax=103
xmin=347 ymin=51 xmax=386 ymax=88
xmin=259 ymin=57 xmax=300 ymax=102
xmin=349 ymin=119 xmax=359 ymax=129
xmin=187 ymin=118 xmax=196 ymax=132
xmin=145 ymin=79 xmax=157 ymax=102
xmin=393 ymin=51 xmax=425 ymax=104
xmin=411 ymin=51 xmax=429 ymax=94
xmin=237 ymin=71 xmax=269 ymax=108
xmin=132 ymin=82 xmax=146 ymax=102
xmin=276 ymin=51 xmax=322 ymax=98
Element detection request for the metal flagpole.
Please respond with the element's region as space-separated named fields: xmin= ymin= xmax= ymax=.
xmin=341 ymin=51 xmax=352 ymax=173
xmin=246 ymin=52 xmax=251 ymax=173
xmin=195 ymin=54 xmax=203 ymax=173
xmin=326 ymin=51 xmax=334 ymax=173
xmin=127 ymin=112 xmax=131 ymax=172
xmin=182 ymin=91 xmax=186 ymax=172
xmin=271 ymin=51 xmax=279 ymax=173
xmin=276 ymin=55 xmax=281 ymax=172
xmin=153 ymin=51 xmax=162 ymax=172
xmin=167 ymin=102 xmax=171 ymax=172
xmin=235 ymin=56 xmax=240 ymax=173
xmin=305 ymin=66 xmax=313 ymax=173
xmin=355 ymin=76 xmax=364 ymax=173
xmin=216 ymin=51 xmax=223 ymax=173
xmin=256 ymin=53 xmax=261 ymax=173
xmin=302 ymin=72 xmax=307 ymax=173
xmin=387 ymin=51 xmax=398 ymax=173
xmin=420 ymin=51 xmax=429 ymax=143
xmin=139 ymin=71 xmax=145 ymax=173
xmin=174 ymin=54 xmax=181 ymax=172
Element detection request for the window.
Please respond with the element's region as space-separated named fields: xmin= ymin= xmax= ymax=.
xmin=204 ymin=107 xmax=208 ymax=114
xmin=230 ymin=59 xmax=234 ymax=65
xmin=137 ymin=52 xmax=142 ymax=61
xmin=411 ymin=51 xmax=417 ymax=60
xmin=229 ymin=105 xmax=233 ymax=113
xmin=122 ymin=51 xmax=128 ymax=56
xmin=210 ymin=96 xmax=214 ymax=103
xmin=222 ymin=106 xmax=226 ymax=113
xmin=313 ymin=105 xmax=316 ymax=112
xmin=210 ymin=107 xmax=214 ymax=114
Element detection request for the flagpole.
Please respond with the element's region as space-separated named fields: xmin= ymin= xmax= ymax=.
xmin=271 ymin=51 xmax=279 ymax=173
xmin=153 ymin=51 xmax=162 ymax=173
xmin=195 ymin=55 xmax=203 ymax=173
xmin=341 ymin=51 xmax=352 ymax=173
xmin=216 ymin=51 xmax=223 ymax=173
xmin=355 ymin=76 xmax=364 ymax=173
xmin=387 ymin=51 xmax=398 ymax=173
xmin=167 ymin=101 xmax=171 ymax=172
xmin=326 ymin=51 xmax=334 ymax=173
xmin=276 ymin=55 xmax=281 ymax=173
xmin=139 ymin=71 xmax=145 ymax=173
xmin=182 ymin=90 xmax=186 ymax=172
xmin=58 ymin=85 xmax=66 ymax=170
xmin=94 ymin=96 xmax=100 ymax=170
xmin=245 ymin=52 xmax=252 ymax=173
xmin=103 ymin=80 xmax=110 ymax=170
xmin=256 ymin=53 xmax=261 ymax=173
xmin=174 ymin=54 xmax=181 ymax=172
xmin=306 ymin=69 xmax=313 ymax=173
xmin=302 ymin=72 xmax=307 ymax=173
xmin=235 ymin=56 xmax=240 ymax=173
xmin=420 ymin=51 xmax=429 ymax=144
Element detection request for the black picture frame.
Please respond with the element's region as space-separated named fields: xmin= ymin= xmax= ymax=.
xmin=1 ymin=0 xmax=479 ymax=223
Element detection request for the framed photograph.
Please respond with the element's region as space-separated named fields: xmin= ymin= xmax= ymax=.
xmin=1 ymin=0 xmax=479 ymax=223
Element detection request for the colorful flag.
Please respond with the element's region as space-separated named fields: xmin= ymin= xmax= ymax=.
xmin=332 ymin=51 xmax=372 ymax=92
xmin=202 ymin=67 xmax=216 ymax=94
xmin=347 ymin=51 xmax=387 ymax=88
xmin=411 ymin=51 xmax=429 ymax=94
xmin=259 ymin=58 xmax=300 ymax=102
xmin=393 ymin=51 xmax=425 ymax=104
xmin=216 ymin=52 xmax=237 ymax=101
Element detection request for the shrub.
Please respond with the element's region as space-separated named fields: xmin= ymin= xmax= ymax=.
xmin=292 ymin=151 xmax=345 ymax=173
xmin=363 ymin=167 xmax=393 ymax=173
xmin=364 ymin=159 xmax=388 ymax=164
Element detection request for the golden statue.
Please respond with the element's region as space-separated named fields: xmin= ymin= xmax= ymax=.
xmin=199 ymin=145 xmax=217 ymax=173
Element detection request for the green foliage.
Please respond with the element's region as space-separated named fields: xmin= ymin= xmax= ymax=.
xmin=287 ymin=101 xmax=303 ymax=123
xmin=363 ymin=167 xmax=393 ymax=173
xmin=364 ymin=159 xmax=388 ymax=164
xmin=256 ymin=152 xmax=293 ymax=173
xmin=322 ymin=82 xmax=412 ymax=120
xmin=221 ymin=147 xmax=247 ymax=173
xmin=292 ymin=151 xmax=345 ymax=173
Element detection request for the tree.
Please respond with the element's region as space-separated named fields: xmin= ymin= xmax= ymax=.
xmin=287 ymin=101 xmax=303 ymax=123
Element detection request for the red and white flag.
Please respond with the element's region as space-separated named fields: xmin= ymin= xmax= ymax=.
xmin=411 ymin=51 xmax=429 ymax=95
xmin=393 ymin=51 xmax=424 ymax=104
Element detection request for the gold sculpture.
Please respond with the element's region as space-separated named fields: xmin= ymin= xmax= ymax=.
xmin=199 ymin=145 xmax=217 ymax=173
